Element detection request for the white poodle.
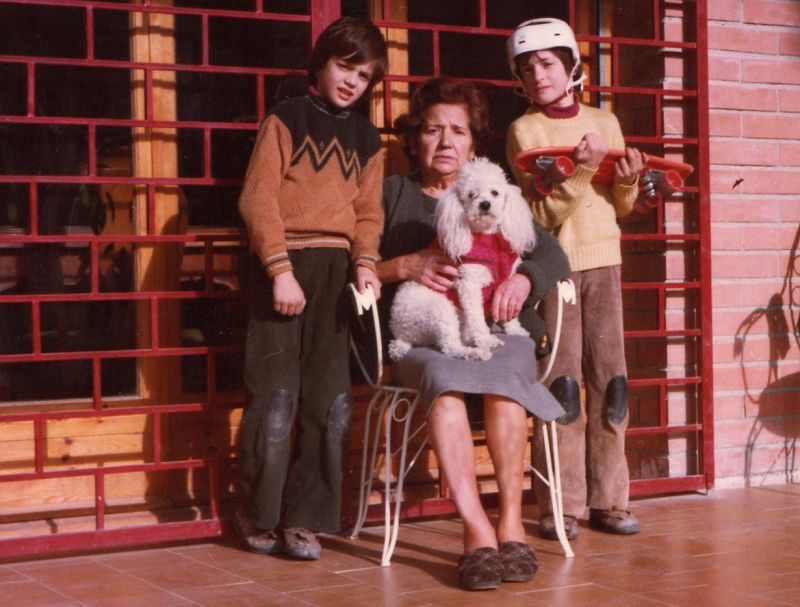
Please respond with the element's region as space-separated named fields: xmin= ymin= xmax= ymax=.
xmin=389 ymin=157 xmax=537 ymax=361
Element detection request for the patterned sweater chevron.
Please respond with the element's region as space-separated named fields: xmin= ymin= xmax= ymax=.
xmin=239 ymin=93 xmax=384 ymax=277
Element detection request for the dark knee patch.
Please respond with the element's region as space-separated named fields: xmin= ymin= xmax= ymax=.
xmin=606 ymin=375 xmax=628 ymax=424
xmin=326 ymin=393 xmax=353 ymax=441
xmin=263 ymin=389 xmax=295 ymax=441
xmin=550 ymin=375 xmax=581 ymax=425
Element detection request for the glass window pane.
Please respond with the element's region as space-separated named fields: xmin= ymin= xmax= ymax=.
xmin=183 ymin=186 xmax=243 ymax=228
xmin=0 ymin=4 xmax=86 ymax=58
xmin=36 ymin=66 xmax=132 ymax=119
xmin=209 ymin=18 xmax=308 ymax=69
xmin=94 ymin=9 xmax=131 ymax=62
xmin=177 ymin=72 xmax=257 ymax=122
xmin=0 ymin=63 xmax=26 ymax=116
xmin=0 ymin=125 xmax=87 ymax=175
xmin=0 ymin=184 xmax=30 ymax=232
xmin=40 ymin=301 xmax=137 ymax=353
xmin=211 ymin=131 xmax=256 ymax=179
xmin=0 ymin=361 xmax=93 ymax=401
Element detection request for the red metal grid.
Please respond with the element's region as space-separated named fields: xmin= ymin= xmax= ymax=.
xmin=0 ymin=0 xmax=713 ymax=555
xmin=0 ymin=0 xmax=326 ymax=559
xmin=360 ymin=0 xmax=714 ymax=523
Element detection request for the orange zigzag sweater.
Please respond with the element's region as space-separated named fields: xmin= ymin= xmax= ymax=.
xmin=239 ymin=93 xmax=384 ymax=277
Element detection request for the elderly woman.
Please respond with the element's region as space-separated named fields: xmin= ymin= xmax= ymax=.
xmin=376 ymin=78 xmax=570 ymax=591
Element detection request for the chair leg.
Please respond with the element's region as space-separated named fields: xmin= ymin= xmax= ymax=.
xmin=350 ymin=388 xmax=390 ymax=539
xmin=381 ymin=390 xmax=422 ymax=566
xmin=541 ymin=421 xmax=574 ymax=558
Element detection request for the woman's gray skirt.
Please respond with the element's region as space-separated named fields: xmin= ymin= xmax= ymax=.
xmin=390 ymin=335 xmax=565 ymax=421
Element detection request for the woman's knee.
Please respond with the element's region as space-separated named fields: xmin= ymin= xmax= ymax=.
xmin=429 ymin=392 xmax=466 ymax=417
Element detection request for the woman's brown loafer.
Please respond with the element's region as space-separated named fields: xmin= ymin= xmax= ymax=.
xmin=457 ymin=546 xmax=504 ymax=590
xmin=498 ymin=540 xmax=539 ymax=582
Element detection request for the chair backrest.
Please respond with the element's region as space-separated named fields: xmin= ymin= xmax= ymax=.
xmin=348 ymin=283 xmax=384 ymax=388
xmin=538 ymin=279 xmax=576 ymax=384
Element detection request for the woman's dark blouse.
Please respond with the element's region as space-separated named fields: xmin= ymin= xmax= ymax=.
xmin=379 ymin=173 xmax=570 ymax=337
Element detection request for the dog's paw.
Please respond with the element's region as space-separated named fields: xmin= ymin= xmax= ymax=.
xmin=469 ymin=347 xmax=492 ymax=361
xmin=474 ymin=334 xmax=504 ymax=350
xmin=388 ymin=339 xmax=412 ymax=361
xmin=503 ymin=319 xmax=530 ymax=337
xmin=451 ymin=347 xmax=492 ymax=361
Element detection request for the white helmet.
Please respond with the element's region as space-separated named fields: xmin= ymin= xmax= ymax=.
xmin=507 ymin=18 xmax=586 ymax=92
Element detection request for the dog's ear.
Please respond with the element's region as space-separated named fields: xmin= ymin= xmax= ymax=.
xmin=500 ymin=183 xmax=537 ymax=254
xmin=435 ymin=187 xmax=474 ymax=260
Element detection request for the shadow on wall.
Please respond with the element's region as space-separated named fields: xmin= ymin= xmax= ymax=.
xmin=734 ymin=226 xmax=800 ymax=486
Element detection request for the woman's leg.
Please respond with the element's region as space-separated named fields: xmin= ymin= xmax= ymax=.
xmin=428 ymin=392 xmax=497 ymax=552
xmin=483 ymin=395 xmax=528 ymax=543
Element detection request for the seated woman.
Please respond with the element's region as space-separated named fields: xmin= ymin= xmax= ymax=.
xmin=376 ymin=77 xmax=570 ymax=591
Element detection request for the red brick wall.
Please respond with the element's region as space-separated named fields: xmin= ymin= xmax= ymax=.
xmin=708 ymin=0 xmax=800 ymax=485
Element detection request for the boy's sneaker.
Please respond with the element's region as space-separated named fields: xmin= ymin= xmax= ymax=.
xmin=539 ymin=515 xmax=579 ymax=540
xmin=588 ymin=508 xmax=640 ymax=535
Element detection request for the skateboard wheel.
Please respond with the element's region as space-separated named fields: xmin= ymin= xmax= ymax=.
xmin=534 ymin=176 xmax=554 ymax=196
xmin=553 ymin=156 xmax=575 ymax=179
xmin=657 ymin=170 xmax=683 ymax=194
xmin=635 ymin=195 xmax=658 ymax=214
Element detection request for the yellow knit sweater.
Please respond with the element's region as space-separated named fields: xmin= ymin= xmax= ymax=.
xmin=506 ymin=103 xmax=638 ymax=272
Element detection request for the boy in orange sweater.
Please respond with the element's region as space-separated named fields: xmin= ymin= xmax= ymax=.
xmin=236 ymin=16 xmax=387 ymax=560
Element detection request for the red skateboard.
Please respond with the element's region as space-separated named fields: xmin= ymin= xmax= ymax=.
xmin=514 ymin=146 xmax=694 ymax=213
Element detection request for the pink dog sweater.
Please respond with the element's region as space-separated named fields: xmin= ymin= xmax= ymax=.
xmin=432 ymin=233 xmax=518 ymax=318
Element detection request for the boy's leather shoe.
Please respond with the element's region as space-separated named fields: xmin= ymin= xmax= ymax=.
xmin=588 ymin=508 xmax=640 ymax=535
xmin=539 ymin=515 xmax=579 ymax=540
xmin=233 ymin=507 xmax=284 ymax=554
xmin=282 ymin=527 xmax=321 ymax=560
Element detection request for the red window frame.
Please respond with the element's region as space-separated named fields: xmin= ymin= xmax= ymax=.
xmin=0 ymin=0 xmax=712 ymax=557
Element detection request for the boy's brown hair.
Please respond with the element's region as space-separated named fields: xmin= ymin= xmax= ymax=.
xmin=308 ymin=16 xmax=388 ymax=93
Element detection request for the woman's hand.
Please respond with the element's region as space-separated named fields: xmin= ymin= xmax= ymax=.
xmin=272 ymin=271 xmax=306 ymax=316
xmin=614 ymin=147 xmax=644 ymax=186
xmin=491 ymin=273 xmax=532 ymax=324
xmin=574 ymin=132 xmax=608 ymax=170
xmin=405 ymin=249 xmax=459 ymax=291
xmin=355 ymin=265 xmax=382 ymax=300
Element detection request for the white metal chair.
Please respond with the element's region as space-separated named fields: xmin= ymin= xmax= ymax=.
xmin=348 ymin=280 xmax=576 ymax=565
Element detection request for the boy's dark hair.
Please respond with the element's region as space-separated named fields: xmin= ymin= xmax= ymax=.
xmin=308 ymin=16 xmax=388 ymax=93
xmin=394 ymin=77 xmax=491 ymax=163
xmin=514 ymin=46 xmax=585 ymax=92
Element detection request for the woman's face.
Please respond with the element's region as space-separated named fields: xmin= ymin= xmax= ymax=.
xmin=413 ymin=103 xmax=475 ymax=184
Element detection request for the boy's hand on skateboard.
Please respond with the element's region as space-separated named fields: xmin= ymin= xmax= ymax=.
xmin=574 ymin=133 xmax=608 ymax=170
xmin=614 ymin=147 xmax=644 ymax=186
xmin=273 ymin=271 xmax=306 ymax=316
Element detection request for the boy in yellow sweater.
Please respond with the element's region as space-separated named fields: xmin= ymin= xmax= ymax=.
xmin=506 ymin=18 xmax=643 ymax=539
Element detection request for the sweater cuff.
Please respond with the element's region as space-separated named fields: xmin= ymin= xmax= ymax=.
xmin=354 ymin=253 xmax=378 ymax=272
xmin=517 ymin=263 xmax=547 ymax=301
xmin=564 ymin=163 xmax=597 ymax=191
xmin=261 ymin=252 xmax=293 ymax=278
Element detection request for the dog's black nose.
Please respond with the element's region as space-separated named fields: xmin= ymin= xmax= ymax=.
xmin=478 ymin=200 xmax=491 ymax=212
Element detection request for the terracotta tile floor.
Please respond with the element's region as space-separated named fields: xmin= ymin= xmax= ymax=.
xmin=1 ymin=484 xmax=799 ymax=606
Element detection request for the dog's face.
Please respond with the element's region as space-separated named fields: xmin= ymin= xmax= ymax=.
xmin=454 ymin=158 xmax=512 ymax=234
xmin=436 ymin=157 xmax=535 ymax=260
